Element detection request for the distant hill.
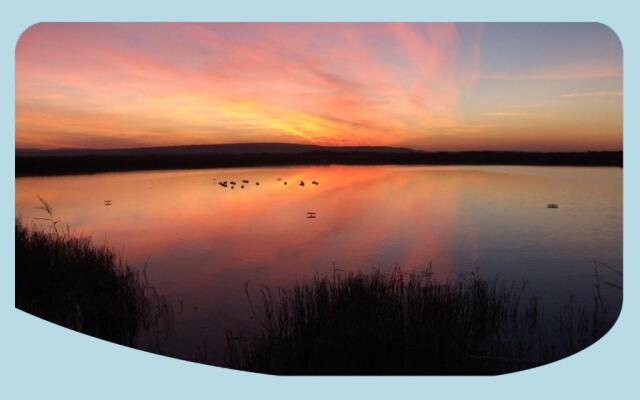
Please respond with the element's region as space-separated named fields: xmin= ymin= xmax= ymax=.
xmin=15 ymin=143 xmax=417 ymax=157
xmin=15 ymin=143 xmax=622 ymax=176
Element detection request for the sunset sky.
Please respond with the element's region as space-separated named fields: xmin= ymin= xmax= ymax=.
xmin=16 ymin=23 xmax=622 ymax=151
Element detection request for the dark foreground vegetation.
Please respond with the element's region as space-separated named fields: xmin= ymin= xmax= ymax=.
xmin=15 ymin=218 xmax=169 ymax=346
xmin=16 ymin=150 xmax=622 ymax=176
xmin=16 ymin=216 xmax=619 ymax=375
xmin=225 ymin=268 xmax=617 ymax=375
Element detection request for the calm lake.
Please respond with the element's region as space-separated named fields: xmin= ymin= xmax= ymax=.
xmin=15 ymin=165 xmax=623 ymax=359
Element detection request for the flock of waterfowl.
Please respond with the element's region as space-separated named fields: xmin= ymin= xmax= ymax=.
xmin=215 ymin=178 xmax=319 ymax=190
xmin=216 ymin=179 xmax=260 ymax=189
xmin=101 ymin=177 xmax=557 ymax=219
xmin=214 ymin=177 xmax=321 ymax=219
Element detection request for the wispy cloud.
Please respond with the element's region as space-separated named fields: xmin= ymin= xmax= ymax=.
xmin=15 ymin=23 xmax=622 ymax=151
xmin=484 ymin=112 xmax=530 ymax=117
xmin=561 ymin=91 xmax=622 ymax=98
xmin=17 ymin=23 xmax=485 ymax=149
xmin=481 ymin=64 xmax=620 ymax=82
xmin=510 ymin=104 xmax=553 ymax=109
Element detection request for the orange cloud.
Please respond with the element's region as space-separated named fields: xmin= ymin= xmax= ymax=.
xmin=16 ymin=23 xmax=621 ymax=151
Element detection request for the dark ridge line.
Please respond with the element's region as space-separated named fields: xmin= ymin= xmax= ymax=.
xmin=15 ymin=142 xmax=417 ymax=157
xmin=15 ymin=150 xmax=622 ymax=177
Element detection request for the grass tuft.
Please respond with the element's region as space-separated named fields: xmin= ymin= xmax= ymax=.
xmin=15 ymin=218 xmax=153 ymax=346
xmin=225 ymin=268 xmax=616 ymax=375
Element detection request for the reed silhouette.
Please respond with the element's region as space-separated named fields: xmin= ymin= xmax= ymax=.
xmin=15 ymin=202 xmax=171 ymax=347
xmin=224 ymin=267 xmax=617 ymax=375
xmin=14 ymin=201 xmax=619 ymax=374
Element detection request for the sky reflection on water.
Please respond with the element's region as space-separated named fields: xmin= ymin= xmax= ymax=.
xmin=16 ymin=165 xmax=622 ymax=356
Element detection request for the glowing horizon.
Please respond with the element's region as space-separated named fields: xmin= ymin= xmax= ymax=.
xmin=16 ymin=23 xmax=622 ymax=151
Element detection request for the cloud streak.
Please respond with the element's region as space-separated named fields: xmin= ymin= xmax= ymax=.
xmin=16 ymin=23 xmax=622 ymax=151
xmin=561 ymin=91 xmax=622 ymax=98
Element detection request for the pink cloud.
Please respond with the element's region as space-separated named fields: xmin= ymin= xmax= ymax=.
xmin=17 ymin=23 xmax=487 ymax=149
xmin=17 ymin=23 xmax=620 ymax=152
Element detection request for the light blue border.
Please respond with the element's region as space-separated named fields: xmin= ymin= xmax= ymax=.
xmin=1 ymin=1 xmax=636 ymax=398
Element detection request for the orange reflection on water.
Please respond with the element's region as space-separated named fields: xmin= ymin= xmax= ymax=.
xmin=15 ymin=165 xmax=622 ymax=354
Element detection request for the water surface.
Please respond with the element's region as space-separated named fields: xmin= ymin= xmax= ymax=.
xmin=15 ymin=165 xmax=622 ymax=359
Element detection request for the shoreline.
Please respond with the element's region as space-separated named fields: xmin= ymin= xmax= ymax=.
xmin=15 ymin=150 xmax=623 ymax=177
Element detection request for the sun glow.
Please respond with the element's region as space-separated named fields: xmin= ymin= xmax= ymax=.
xmin=16 ymin=23 xmax=622 ymax=151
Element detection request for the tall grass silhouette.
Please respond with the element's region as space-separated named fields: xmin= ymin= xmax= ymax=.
xmin=15 ymin=199 xmax=171 ymax=346
xmin=225 ymin=267 xmax=617 ymax=375
xmin=15 ymin=200 xmax=619 ymax=374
